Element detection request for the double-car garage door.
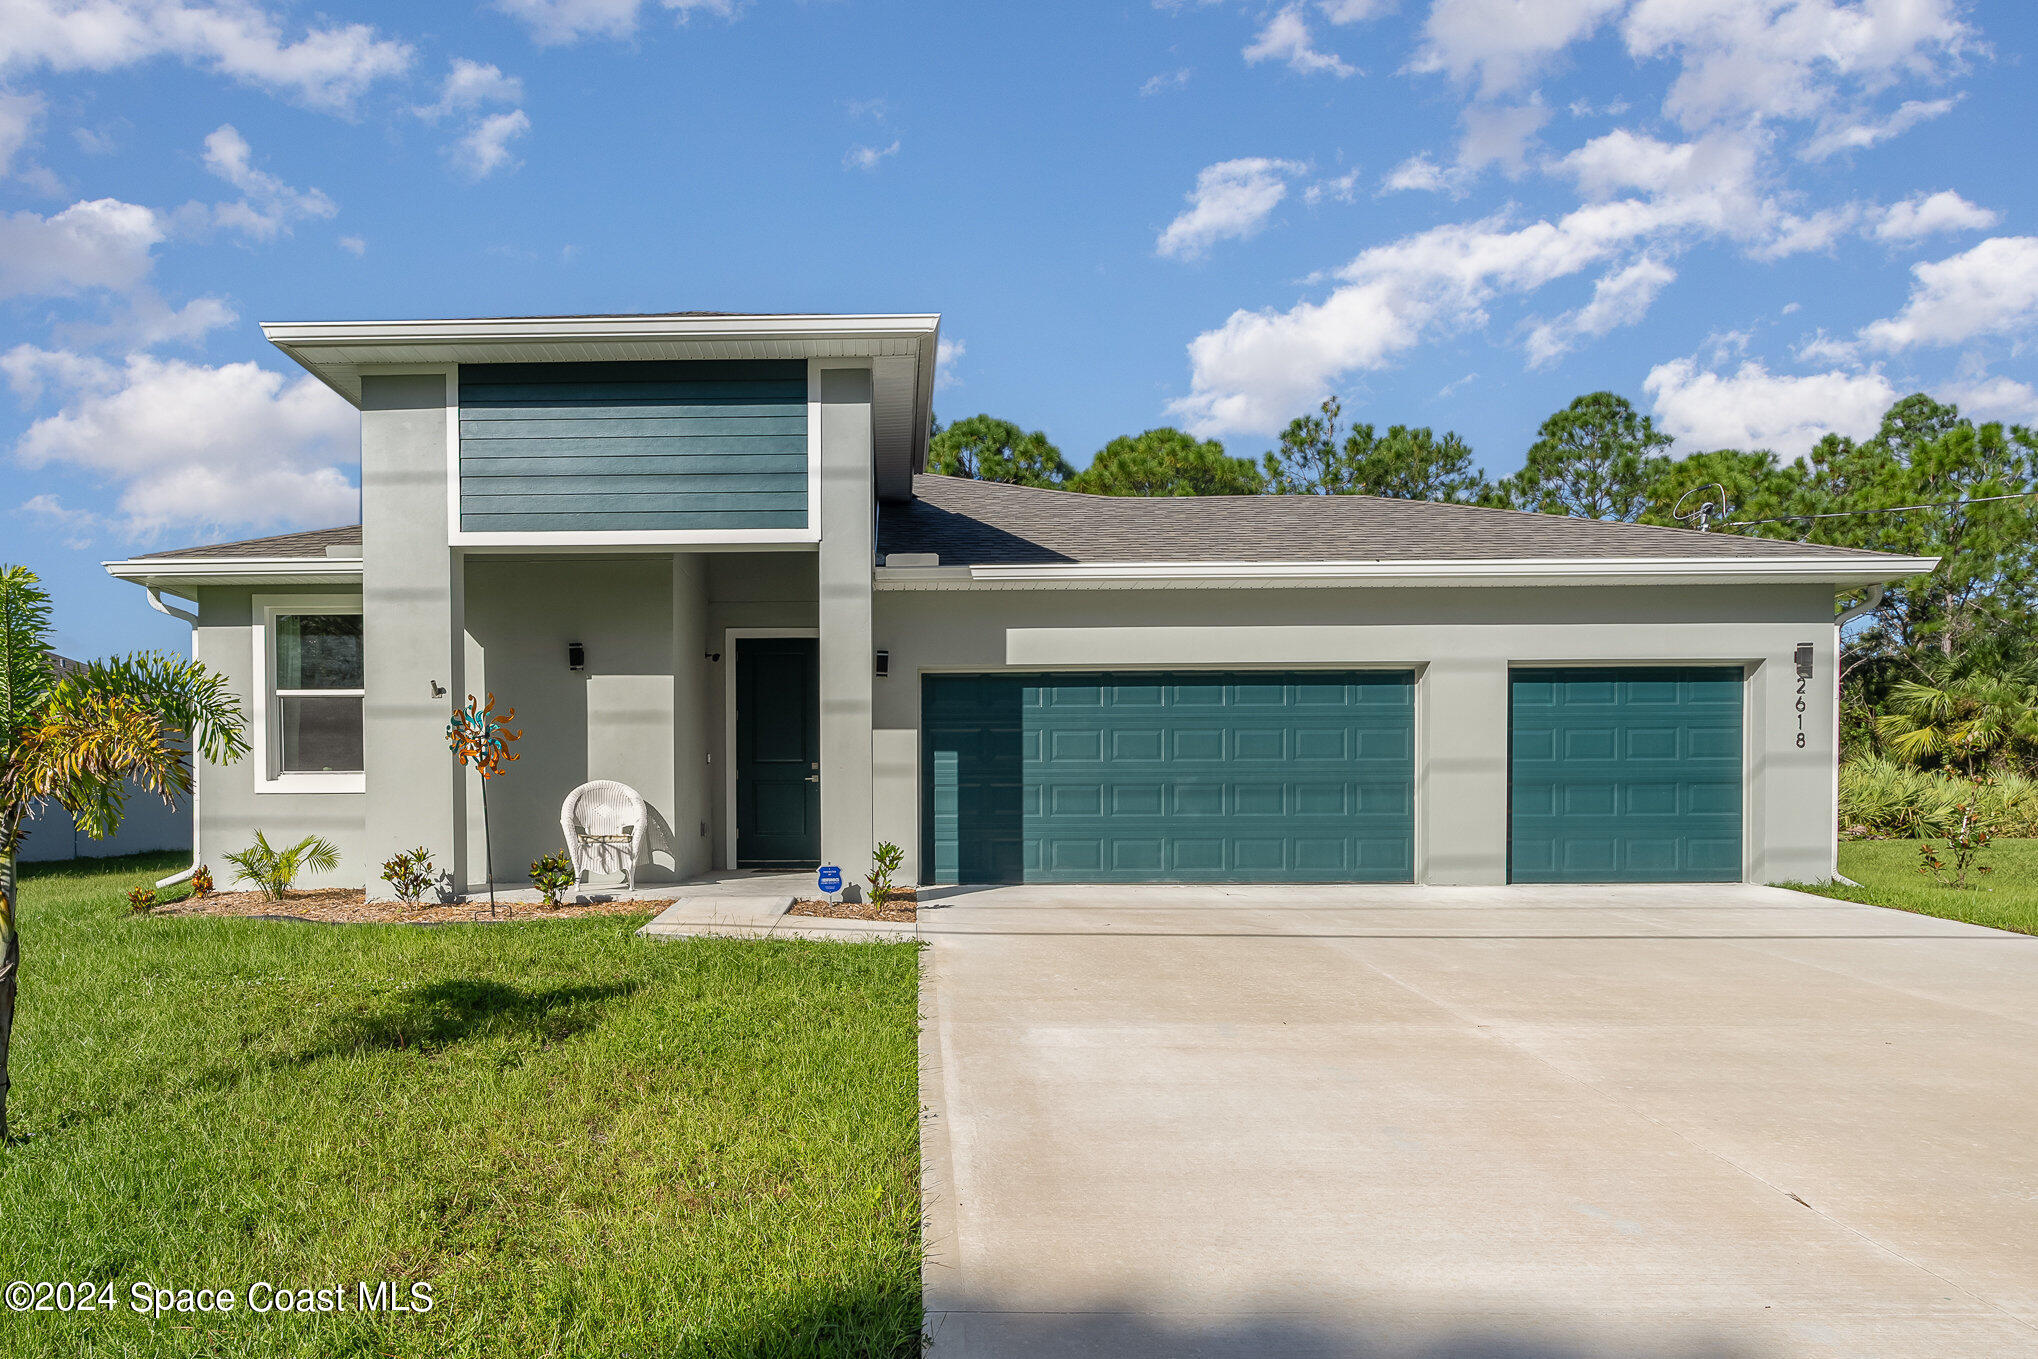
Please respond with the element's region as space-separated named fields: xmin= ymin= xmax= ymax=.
xmin=920 ymin=666 xmax=1745 ymax=885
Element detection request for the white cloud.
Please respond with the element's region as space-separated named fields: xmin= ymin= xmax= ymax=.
xmin=18 ymin=492 xmax=109 ymax=546
xmin=0 ymin=0 xmax=412 ymax=110
xmin=7 ymin=347 xmax=358 ymax=536
xmin=338 ymin=234 xmax=366 ymax=256
xmin=1802 ymin=96 xmax=1957 ymax=160
xmin=456 ymin=109 xmax=531 ymax=179
xmin=1304 ymin=169 xmax=1360 ymax=205
xmin=1140 ymin=67 xmax=1192 ymax=96
xmin=935 ymin=337 xmax=964 ymax=390
xmin=1456 ymin=100 xmax=1549 ymax=176
xmin=1320 ymin=0 xmax=1393 ymax=19
xmin=1524 ymin=254 xmax=1675 ymax=368
xmin=843 ymin=139 xmax=899 ymax=172
xmin=0 ymin=89 xmax=43 ymax=177
xmin=1643 ymin=358 xmax=1897 ymax=455
xmin=1871 ymin=190 xmax=1996 ymax=243
xmin=1157 ymin=157 xmax=1306 ymax=261
xmin=1748 ymin=205 xmax=1861 ymax=261
xmin=202 ymin=124 xmax=335 ymax=238
xmin=1381 ymin=153 xmax=1452 ymax=194
xmin=1860 ymin=236 xmax=2038 ymax=351
xmin=0 ymin=197 xmax=162 ymax=299
xmin=57 ymin=291 xmax=237 ymax=349
xmin=493 ymin=0 xmax=735 ymax=45
xmin=418 ymin=58 xmax=523 ymax=119
xmin=1621 ymin=0 xmax=1972 ymax=131
xmin=1411 ymin=0 xmax=1624 ymax=94
xmin=1244 ymin=7 xmax=1354 ymax=77
xmin=1943 ymin=372 xmax=2038 ymax=424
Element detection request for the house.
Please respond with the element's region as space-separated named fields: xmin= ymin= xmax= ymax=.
xmin=106 ymin=312 xmax=1933 ymax=894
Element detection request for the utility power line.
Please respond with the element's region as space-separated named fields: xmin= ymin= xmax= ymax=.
xmin=1722 ymin=490 xmax=2038 ymax=529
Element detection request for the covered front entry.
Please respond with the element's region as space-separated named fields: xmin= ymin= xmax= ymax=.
xmin=735 ymin=636 xmax=821 ymax=869
xmin=1509 ymin=666 xmax=1744 ymax=882
xmin=921 ymin=670 xmax=1414 ymax=884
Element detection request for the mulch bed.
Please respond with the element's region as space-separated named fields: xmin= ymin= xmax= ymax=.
xmin=786 ymin=890 xmax=916 ymax=923
xmin=150 ymin=888 xmax=671 ymax=925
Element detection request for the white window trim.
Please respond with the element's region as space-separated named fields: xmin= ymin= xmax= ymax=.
xmin=252 ymin=594 xmax=365 ymax=795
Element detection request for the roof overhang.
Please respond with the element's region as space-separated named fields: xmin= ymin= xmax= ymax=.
xmin=262 ymin=312 xmax=942 ymax=502
xmin=875 ymin=556 xmax=1942 ymax=590
xmin=104 ymin=556 xmax=364 ymax=591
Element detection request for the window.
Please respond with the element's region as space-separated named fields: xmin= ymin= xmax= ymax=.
xmin=256 ymin=597 xmax=363 ymax=792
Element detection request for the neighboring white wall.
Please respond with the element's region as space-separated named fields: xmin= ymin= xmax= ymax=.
xmin=872 ymin=583 xmax=1842 ymax=886
xmin=15 ymin=789 xmax=189 ymax=863
xmin=462 ymin=556 xmax=681 ymax=887
xmin=190 ymin=586 xmax=368 ymax=889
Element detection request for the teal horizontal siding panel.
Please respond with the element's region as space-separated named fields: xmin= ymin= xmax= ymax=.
xmin=458 ymin=359 xmax=807 ymax=534
xmin=461 ymin=453 xmax=809 ymax=478
xmin=1509 ymin=666 xmax=1744 ymax=884
xmin=922 ymin=671 xmax=1414 ymax=885
xmin=462 ymin=510 xmax=811 ymax=532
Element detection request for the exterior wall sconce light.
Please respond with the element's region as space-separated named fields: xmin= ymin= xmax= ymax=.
xmin=875 ymin=650 xmax=890 ymax=679
xmin=1793 ymin=643 xmax=1814 ymax=679
xmin=568 ymin=642 xmax=586 ymax=672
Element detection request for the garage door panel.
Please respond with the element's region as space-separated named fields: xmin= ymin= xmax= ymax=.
xmin=924 ymin=670 xmax=1413 ymax=884
xmin=1511 ymin=666 xmax=1742 ymax=884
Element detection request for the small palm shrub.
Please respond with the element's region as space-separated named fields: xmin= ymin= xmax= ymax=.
xmin=867 ymin=841 xmax=905 ymax=909
xmin=223 ymin=831 xmax=340 ymax=901
xmin=1840 ymin=759 xmax=2038 ymax=839
xmin=381 ymin=847 xmax=436 ymax=904
xmin=528 ymin=850 xmax=575 ymax=909
xmin=126 ymin=886 xmax=157 ymax=913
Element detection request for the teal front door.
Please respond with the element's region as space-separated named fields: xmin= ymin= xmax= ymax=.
xmin=736 ymin=637 xmax=820 ymax=869
xmin=1509 ymin=667 xmax=1744 ymax=883
xmin=922 ymin=670 xmax=1414 ymax=884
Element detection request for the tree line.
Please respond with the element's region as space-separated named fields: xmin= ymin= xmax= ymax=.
xmin=930 ymin=391 xmax=2038 ymax=782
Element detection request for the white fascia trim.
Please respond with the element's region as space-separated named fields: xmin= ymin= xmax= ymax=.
xmin=874 ymin=556 xmax=1943 ymax=590
xmin=106 ymin=557 xmax=364 ymax=583
xmin=262 ymin=313 xmax=941 ymax=348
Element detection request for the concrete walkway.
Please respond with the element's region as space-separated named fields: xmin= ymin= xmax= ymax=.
xmin=917 ymin=883 xmax=2038 ymax=1358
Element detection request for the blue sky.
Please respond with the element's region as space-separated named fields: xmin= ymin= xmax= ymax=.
xmin=4 ymin=0 xmax=2034 ymax=659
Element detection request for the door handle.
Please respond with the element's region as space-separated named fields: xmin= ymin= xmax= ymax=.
xmin=803 ymin=774 xmax=819 ymax=783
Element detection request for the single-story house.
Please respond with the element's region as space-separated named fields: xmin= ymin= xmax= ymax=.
xmin=106 ymin=312 xmax=1934 ymax=894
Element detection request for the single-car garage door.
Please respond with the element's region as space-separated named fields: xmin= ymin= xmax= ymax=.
xmin=922 ymin=671 xmax=1413 ymax=884
xmin=1510 ymin=666 xmax=1744 ymax=883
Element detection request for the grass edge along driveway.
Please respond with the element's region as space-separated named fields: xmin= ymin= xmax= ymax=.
xmin=1779 ymin=836 xmax=2038 ymax=938
xmin=0 ymin=853 xmax=922 ymax=1359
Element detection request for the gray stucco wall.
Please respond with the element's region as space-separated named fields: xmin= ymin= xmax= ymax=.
xmin=462 ymin=556 xmax=684 ymax=888
xmin=816 ymin=367 xmax=875 ymax=882
xmin=871 ymin=583 xmax=1842 ymax=886
xmin=701 ymin=551 xmax=818 ymax=868
xmin=192 ymin=586 xmax=367 ymax=890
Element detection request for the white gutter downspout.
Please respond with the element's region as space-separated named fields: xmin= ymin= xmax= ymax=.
xmin=146 ymin=587 xmax=202 ymax=889
xmin=1829 ymin=583 xmax=1886 ymax=885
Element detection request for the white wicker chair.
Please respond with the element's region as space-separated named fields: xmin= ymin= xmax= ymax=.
xmin=560 ymin=780 xmax=648 ymax=892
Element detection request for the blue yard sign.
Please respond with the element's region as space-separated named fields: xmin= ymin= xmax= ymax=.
xmin=817 ymin=865 xmax=843 ymax=895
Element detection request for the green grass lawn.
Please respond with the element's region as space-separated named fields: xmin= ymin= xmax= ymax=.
xmin=1781 ymin=836 xmax=2038 ymax=937
xmin=0 ymin=853 xmax=921 ymax=1359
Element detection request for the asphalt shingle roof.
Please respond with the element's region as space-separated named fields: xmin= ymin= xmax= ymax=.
xmin=131 ymin=525 xmax=361 ymax=560
xmin=877 ymin=475 xmax=1900 ymax=566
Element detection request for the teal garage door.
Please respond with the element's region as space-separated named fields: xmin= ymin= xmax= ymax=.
xmin=922 ymin=671 xmax=1414 ymax=884
xmin=1510 ymin=667 xmax=1744 ymax=883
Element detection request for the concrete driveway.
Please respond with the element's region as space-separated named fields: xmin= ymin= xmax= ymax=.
xmin=916 ymin=884 xmax=2038 ymax=1358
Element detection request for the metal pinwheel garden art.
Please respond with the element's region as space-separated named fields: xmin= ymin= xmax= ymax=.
xmin=447 ymin=693 xmax=521 ymax=917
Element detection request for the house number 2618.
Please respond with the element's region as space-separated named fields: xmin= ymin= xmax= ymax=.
xmin=1795 ymin=675 xmax=1808 ymax=748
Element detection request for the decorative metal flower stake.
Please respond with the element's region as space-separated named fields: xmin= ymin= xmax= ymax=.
xmin=448 ymin=693 xmax=521 ymax=917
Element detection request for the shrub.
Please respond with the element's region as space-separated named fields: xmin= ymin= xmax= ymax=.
xmin=867 ymin=841 xmax=904 ymax=909
xmin=189 ymin=864 xmax=213 ymax=897
xmin=381 ymin=847 xmax=436 ymax=904
xmin=126 ymin=886 xmax=157 ymax=913
xmin=223 ymin=831 xmax=340 ymax=902
xmin=529 ymin=850 xmax=575 ymax=910
xmin=1840 ymin=759 xmax=2038 ymax=839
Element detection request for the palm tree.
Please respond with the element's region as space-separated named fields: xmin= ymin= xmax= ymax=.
xmin=1875 ymin=672 xmax=2038 ymax=775
xmin=0 ymin=565 xmax=248 ymax=1142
